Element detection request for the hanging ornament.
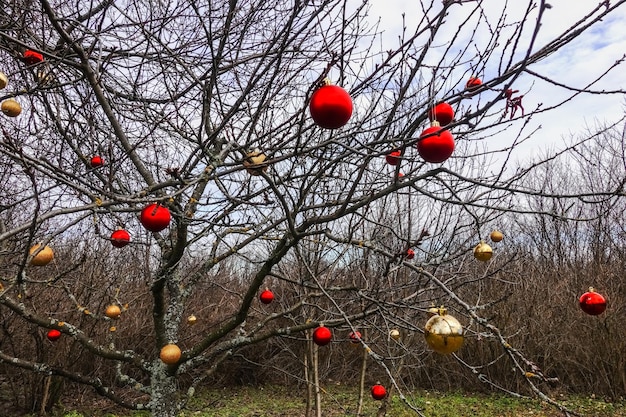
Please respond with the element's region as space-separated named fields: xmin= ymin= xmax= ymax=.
xmin=385 ymin=150 xmax=401 ymax=166
xmin=417 ymin=121 xmax=455 ymax=163
xmin=427 ymin=102 xmax=454 ymax=126
xmin=90 ymin=155 xmax=104 ymax=168
xmin=312 ymin=325 xmax=332 ymax=346
xmin=309 ymin=79 xmax=353 ymax=129
xmin=473 ymin=241 xmax=493 ymax=262
xmin=105 ymin=305 xmax=121 ymax=319
xmin=243 ymin=150 xmax=269 ymax=176
xmin=47 ymin=329 xmax=61 ymax=342
xmin=489 ymin=230 xmax=504 ymax=242
xmin=1 ymin=99 xmax=22 ymax=117
xmin=348 ymin=331 xmax=362 ymax=344
xmin=160 ymin=344 xmax=182 ymax=365
xmin=406 ymin=248 xmax=415 ymax=259
xmin=371 ymin=384 xmax=387 ymax=400
xmin=0 ymin=72 xmax=7 ymax=90
xmin=23 ymin=50 xmax=44 ymax=65
xmin=259 ymin=289 xmax=274 ymax=304
xmin=389 ymin=329 xmax=401 ymax=341
xmin=140 ymin=204 xmax=171 ymax=232
xmin=466 ymin=76 xmax=482 ymax=91
xmin=579 ymin=287 xmax=607 ymax=316
xmin=111 ymin=229 xmax=131 ymax=248
xmin=29 ymin=244 xmax=54 ymax=266
xmin=424 ymin=307 xmax=464 ymax=354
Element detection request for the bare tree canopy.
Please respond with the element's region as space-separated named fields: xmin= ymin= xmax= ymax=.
xmin=1 ymin=1 xmax=626 ymax=416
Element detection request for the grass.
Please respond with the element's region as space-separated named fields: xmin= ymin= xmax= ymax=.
xmin=38 ymin=385 xmax=626 ymax=417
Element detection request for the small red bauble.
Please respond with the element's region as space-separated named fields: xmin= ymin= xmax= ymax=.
xmin=24 ymin=50 xmax=44 ymax=65
xmin=579 ymin=288 xmax=606 ymax=316
xmin=90 ymin=155 xmax=104 ymax=168
xmin=348 ymin=331 xmax=362 ymax=344
xmin=417 ymin=122 xmax=455 ymax=163
xmin=371 ymin=384 xmax=387 ymax=400
xmin=309 ymin=83 xmax=353 ymax=129
xmin=111 ymin=229 xmax=131 ymax=248
xmin=385 ymin=150 xmax=401 ymax=166
xmin=466 ymin=76 xmax=482 ymax=91
xmin=47 ymin=329 xmax=61 ymax=341
xmin=428 ymin=102 xmax=454 ymax=126
xmin=406 ymin=248 xmax=415 ymax=259
xmin=140 ymin=203 xmax=171 ymax=232
xmin=259 ymin=289 xmax=274 ymax=304
xmin=312 ymin=326 xmax=332 ymax=346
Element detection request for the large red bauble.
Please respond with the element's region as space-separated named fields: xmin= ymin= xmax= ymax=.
xmin=312 ymin=326 xmax=332 ymax=346
xmin=47 ymin=329 xmax=61 ymax=341
xmin=111 ymin=229 xmax=131 ymax=248
xmin=417 ymin=123 xmax=455 ymax=163
xmin=371 ymin=384 xmax=387 ymax=400
xmin=349 ymin=331 xmax=362 ymax=344
xmin=579 ymin=289 xmax=606 ymax=316
xmin=90 ymin=155 xmax=104 ymax=168
xmin=24 ymin=50 xmax=44 ymax=65
xmin=259 ymin=289 xmax=274 ymax=304
xmin=309 ymin=85 xmax=353 ymax=129
xmin=385 ymin=150 xmax=401 ymax=166
xmin=140 ymin=204 xmax=171 ymax=232
xmin=428 ymin=102 xmax=454 ymax=126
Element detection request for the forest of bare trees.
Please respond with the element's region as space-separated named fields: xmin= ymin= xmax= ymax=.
xmin=1 ymin=1 xmax=626 ymax=416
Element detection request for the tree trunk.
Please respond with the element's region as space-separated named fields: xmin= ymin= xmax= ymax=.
xmin=356 ymin=340 xmax=368 ymax=416
xmin=304 ymin=333 xmax=312 ymax=417
xmin=313 ymin=343 xmax=322 ymax=417
xmin=149 ymin=362 xmax=180 ymax=417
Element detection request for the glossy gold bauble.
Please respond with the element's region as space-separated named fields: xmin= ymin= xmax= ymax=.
xmin=242 ymin=150 xmax=268 ymax=176
xmin=389 ymin=329 xmax=401 ymax=341
xmin=160 ymin=344 xmax=182 ymax=365
xmin=187 ymin=314 xmax=197 ymax=325
xmin=0 ymin=72 xmax=7 ymax=90
xmin=424 ymin=308 xmax=464 ymax=354
xmin=490 ymin=230 xmax=504 ymax=242
xmin=473 ymin=241 xmax=493 ymax=262
xmin=29 ymin=244 xmax=54 ymax=266
xmin=105 ymin=305 xmax=121 ymax=319
xmin=1 ymin=99 xmax=22 ymax=117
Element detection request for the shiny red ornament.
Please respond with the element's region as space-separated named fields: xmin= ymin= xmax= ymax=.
xmin=579 ymin=288 xmax=606 ymax=316
xmin=406 ymin=248 xmax=415 ymax=259
xmin=309 ymin=83 xmax=353 ymax=129
xmin=47 ymin=329 xmax=61 ymax=342
xmin=466 ymin=76 xmax=482 ymax=91
xmin=417 ymin=122 xmax=454 ymax=163
xmin=385 ymin=150 xmax=401 ymax=165
xmin=90 ymin=155 xmax=104 ymax=168
xmin=312 ymin=326 xmax=332 ymax=346
xmin=428 ymin=102 xmax=454 ymax=126
xmin=140 ymin=203 xmax=171 ymax=232
xmin=348 ymin=331 xmax=362 ymax=344
xmin=259 ymin=289 xmax=274 ymax=304
xmin=111 ymin=229 xmax=131 ymax=248
xmin=24 ymin=50 xmax=44 ymax=65
xmin=371 ymin=384 xmax=387 ymax=400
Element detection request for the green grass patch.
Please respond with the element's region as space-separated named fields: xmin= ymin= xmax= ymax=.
xmin=37 ymin=385 xmax=626 ymax=417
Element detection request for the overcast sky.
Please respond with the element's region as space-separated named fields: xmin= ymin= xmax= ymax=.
xmin=366 ymin=0 xmax=626 ymax=163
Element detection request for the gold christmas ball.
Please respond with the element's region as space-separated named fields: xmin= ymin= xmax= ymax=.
xmin=0 ymin=72 xmax=7 ymax=90
xmin=473 ymin=241 xmax=493 ymax=262
xmin=29 ymin=244 xmax=54 ymax=266
xmin=2 ymin=99 xmax=22 ymax=117
xmin=242 ymin=150 xmax=268 ymax=176
xmin=424 ymin=309 xmax=464 ymax=354
xmin=490 ymin=230 xmax=504 ymax=242
xmin=160 ymin=344 xmax=182 ymax=365
xmin=389 ymin=329 xmax=401 ymax=341
xmin=105 ymin=305 xmax=121 ymax=319
xmin=187 ymin=314 xmax=197 ymax=325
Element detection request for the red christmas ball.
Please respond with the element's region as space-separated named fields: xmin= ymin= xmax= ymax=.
xmin=428 ymin=102 xmax=454 ymax=126
xmin=579 ymin=288 xmax=606 ymax=316
xmin=371 ymin=384 xmax=387 ymax=400
xmin=466 ymin=76 xmax=482 ymax=91
xmin=47 ymin=329 xmax=61 ymax=342
xmin=259 ymin=289 xmax=274 ymax=304
xmin=348 ymin=331 xmax=362 ymax=344
xmin=312 ymin=326 xmax=332 ymax=346
xmin=309 ymin=84 xmax=353 ymax=129
xmin=24 ymin=50 xmax=44 ymax=65
xmin=417 ymin=122 xmax=455 ymax=163
xmin=406 ymin=248 xmax=415 ymax=259
xmin=111 ymin=229 xmax=131 ymax=248
xmin=90 ymin=155 xmax=104 ymax=168
xmin=140 ymin=204 xmax=171 ymax=232
xmin=385 ymin=150 xmax=401 ymax=166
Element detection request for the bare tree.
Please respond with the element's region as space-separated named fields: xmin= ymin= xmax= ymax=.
xmin=1 ymin=1 xmax=626 ymax=416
